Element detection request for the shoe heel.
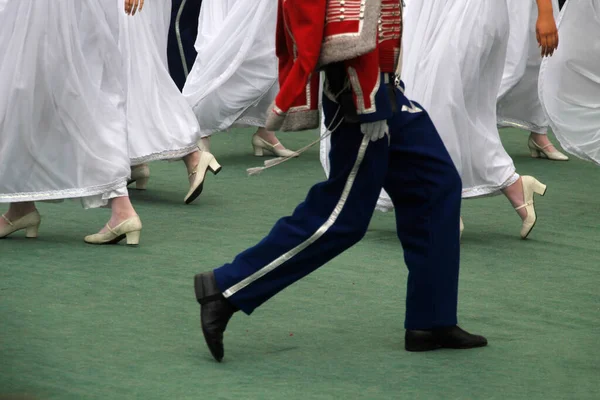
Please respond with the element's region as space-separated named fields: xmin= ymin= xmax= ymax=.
xmin=125 ymin=230 xmax=141 ymax=246
xmin=529 ymin=148 xmax=540 ymax=158
xmin=253 ymin=145 xmax=264 ymax=157
xmin=532 ymin=180 xmax=547 ymax=196
xmin=25 ymin=223 xmax=40 ymax=238
xmin=135 ymin=177 xmax=149 ymax=190
xmin=208 ymin=157 xmax=222 ymax=175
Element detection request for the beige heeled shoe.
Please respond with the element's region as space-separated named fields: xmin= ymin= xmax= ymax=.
xmin=459 ymin=217 xmax=464 ymax=240
xmin=251 ymin=133 xmax=298 ymax=158
xmin=528 ymin=138 xmax=569 ymax=161
xmin=128 ymin=164 xmax=150 ymax=190
xmin=84 ymin=216 xmax=142 ymax=246
xmin=515 ymin=176 xmax=547 ymax=239
xmin=0 ymin=210 xmax=41 ymax=239
xmin=185 ymin=151 xmax=222 ymax=204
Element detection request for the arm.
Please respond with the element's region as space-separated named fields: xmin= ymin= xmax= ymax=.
xmin=535 ymin=0 xmax=559 ymax=57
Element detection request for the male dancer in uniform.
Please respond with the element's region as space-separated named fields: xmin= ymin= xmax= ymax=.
xmin=193 ymin=0 xmax=488 ymax=362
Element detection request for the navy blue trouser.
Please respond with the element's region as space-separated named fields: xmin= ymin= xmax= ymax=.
xmin=167 ymin=0 xmax=202 ymax=91
xmin=214 ymin=84 xmax=462 ymax=330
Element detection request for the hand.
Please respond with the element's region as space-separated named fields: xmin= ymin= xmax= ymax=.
xmin=124 ymin=0 xmax=145 ymax=16
xmin=536 ymin=12 xmax=559 ymax=57
xmin=360 ymin=120 xmax=388 ymax=142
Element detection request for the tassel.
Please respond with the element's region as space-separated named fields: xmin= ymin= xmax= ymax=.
xmin=264 ymin=157 xmax=285 ymax=168
xmin=246 ymin=167 xmax=266 ymax=176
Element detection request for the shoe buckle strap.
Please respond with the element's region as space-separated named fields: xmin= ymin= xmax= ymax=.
xmin=515 ymin=200 xmax=533 ymax=211
xmin=1 ymin=214 xmax=13 ymax=226
xmin=106 ymin=223 xmax=118 ymax=236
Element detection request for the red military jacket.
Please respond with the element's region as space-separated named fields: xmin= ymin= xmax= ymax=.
xmin=265 ymin=0 xmax=403 ymax=132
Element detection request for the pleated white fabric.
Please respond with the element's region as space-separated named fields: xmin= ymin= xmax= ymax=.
xmin=182 ymin=0 xmax=278 ymax=136
xmin=0 ymin=0 xmax=130 ymax=207
xmin=402 ymin=0 xmax=519 ymax=199
xmin=115 ymin=0 xmax=200 ymax=165
xmin=539 ymin=0 xmax=600 ymax=164
xmin=497 ymin=0 xmax=560 ymax=134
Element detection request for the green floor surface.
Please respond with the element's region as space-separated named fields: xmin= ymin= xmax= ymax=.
xmin=1 ymin=128 xmax=599 ymax=399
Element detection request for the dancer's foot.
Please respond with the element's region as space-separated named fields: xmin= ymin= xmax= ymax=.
xmin=128 ymin=164 xmax=150 ymax=190
xmin=252 ymin=127 xmax=298 ymax=158
xmin=1 ymin=203 xmax=40 ymax=239
xmin=184 ymin=150 xmax=222 ymax=204
xmin=502 ymin=176 xmax=547 ymax=239
xmin=528 ymin=132 xmax=569 ymax=161
xmin=86 ymin=197 xmax=140 ymax=245
xmin=85 ymin=216 xmax=142 ymax=246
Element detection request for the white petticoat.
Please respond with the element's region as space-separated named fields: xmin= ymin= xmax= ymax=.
xmin=115 ymin=0 xmax=200 ymax=165
xmin=497 ymin=0 xmax=560 ymax=134
xmin=0 ymin=0 xmax=130 ymax=208
xmin=539 ymin=0 xmax=600 ymax=165
xmin=182 ymin=0 xmax=278 ymax=136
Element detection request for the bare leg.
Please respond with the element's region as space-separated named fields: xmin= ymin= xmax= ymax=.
xmin=183 ymin=149 xmax=201 ymax=184
xmin=255 ymin=127 xmax=289 ymax=149
xmin=1 ymin=202 xmax=37 ymax=227
xmin=501 ymin=177 xmax=527 ymax=220
xmin=98 ymin=196 xmax=138 ymax=234
xmin=529 ymin=132 xmax=557 ymax=152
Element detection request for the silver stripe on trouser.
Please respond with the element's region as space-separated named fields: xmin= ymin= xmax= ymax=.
xmin=175 ymin=0 xmax=190 ymax=78
xmin=223 ymin=135 xmax=371 ymax=298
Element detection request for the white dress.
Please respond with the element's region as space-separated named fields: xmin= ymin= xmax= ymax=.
xmin=0 ymin=0 xmax=130 ymax=207
xmin=320 ymin=0 xmax=518 ymax=211
xmin=115 ymin=0 xmax=200 ymax=165
xmin=497 ymin=0 xmax=559 ymax=134
xmin=182 ymin=0 xmax=278 ymax=136
xmin=539 ymin=0 xmax=600 ymax=164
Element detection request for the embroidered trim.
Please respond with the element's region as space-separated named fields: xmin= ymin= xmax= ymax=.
xmin=223 ymin=135 xmax=371 ymax=298
xmin=461 ymin=173 xmax=520 ymax=199
xmin=319 ymin=0 xmax=381 ymax=66
xmin=130 ymin=144 xmax=199 ymax=166
xmin=347 ymin=67 xmax=380 ymax=114
xmin=0 ymin=179 xmax=128 ymax=203
xmin=497 ymin=116 xmax=548 ymax=134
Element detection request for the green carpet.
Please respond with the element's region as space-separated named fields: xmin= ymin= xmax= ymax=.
xmin=1 ymin=128 xmax=599 ymax=400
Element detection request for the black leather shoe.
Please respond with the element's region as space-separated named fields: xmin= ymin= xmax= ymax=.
xmin=405 ymin=325 xmax=488 ymax=352
xmin=194 ymin=272 xmax=238 ymax=362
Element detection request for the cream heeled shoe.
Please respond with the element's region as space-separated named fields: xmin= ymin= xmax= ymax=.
xmin=185 ymin=151 xmax=222 ymax=204
xmin=84 ymin=216 xmax=142 ymax=246
xmin=515 ymin=176 xmax=547 ymax=239
xmin=0 ymin=210 xmax=41 ymax=239
xmin=528 ymin=138 xmax=569 ymax=161
xmin=251 ymin=133 xmax=298 ymax=158
xmin=459 ymin=217 xmax=464 ymax=240
xmin=128 ymin=164 xmax=150 ymax=190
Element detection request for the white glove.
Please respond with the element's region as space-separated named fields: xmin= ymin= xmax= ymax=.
xmin=360 ymin=120 xmax=388 ymax=142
